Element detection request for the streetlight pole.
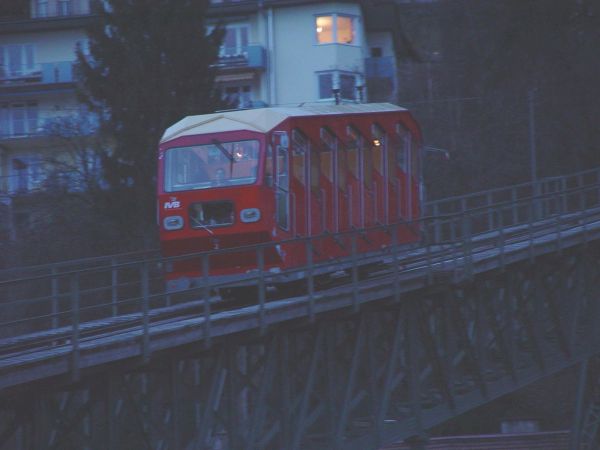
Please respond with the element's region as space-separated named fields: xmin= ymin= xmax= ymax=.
xmin=528 ymin=88 xmax=541 ymax=219
xmin=528 ymin=88 xmax=537 ymax=185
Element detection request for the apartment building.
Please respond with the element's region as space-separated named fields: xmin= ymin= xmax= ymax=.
xmin=208 ymin=0 xmax=402 ymax=108
xmin=0 ymin=0 xmax=404 ymax=239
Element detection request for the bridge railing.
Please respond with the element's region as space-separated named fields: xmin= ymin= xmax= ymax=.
xmin=1 ymin=171 xmax=600 ymax=367
xmin=425 ymin=167 xmax=600 ymax=241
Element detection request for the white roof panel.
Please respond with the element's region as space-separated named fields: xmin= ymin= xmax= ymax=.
xmin=160 ymin=103 xmax=406 ymax=144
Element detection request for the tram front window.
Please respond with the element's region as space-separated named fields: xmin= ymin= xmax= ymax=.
xmin=164 ymin=140 xmax=260 ymax=192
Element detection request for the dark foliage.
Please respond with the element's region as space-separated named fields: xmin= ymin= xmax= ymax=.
xmin=75 ymin=0 xmax=225 ymax=245
xmin=397 ymin=0 xmax=600 ymax=200
xmin=0 ymin=0 xmax=28 ymax=18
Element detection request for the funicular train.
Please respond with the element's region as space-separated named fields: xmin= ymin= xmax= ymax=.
xmin=157 ymin=103 xmax=423 ymax=297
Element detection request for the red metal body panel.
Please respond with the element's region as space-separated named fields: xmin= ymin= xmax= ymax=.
xmin=157 ymin=107 xmax=423 ymax=288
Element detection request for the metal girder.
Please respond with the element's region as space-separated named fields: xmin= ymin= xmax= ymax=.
xmin=0 ymin=244 xmax=600 ymax=449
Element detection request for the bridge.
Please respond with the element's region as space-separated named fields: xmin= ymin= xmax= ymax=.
xmin=1 ymin=168 xmax=600 ymax=449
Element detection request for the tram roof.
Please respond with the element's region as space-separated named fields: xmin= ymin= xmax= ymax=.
xmin=160 ymin=102 xmax=406 ymax=144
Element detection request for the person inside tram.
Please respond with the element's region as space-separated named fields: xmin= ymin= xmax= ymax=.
xmin=214 ymin=167 xmax=226 ymax=185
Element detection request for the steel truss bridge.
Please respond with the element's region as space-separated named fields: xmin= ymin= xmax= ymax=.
xmin=2 ymin=168 xmax=600 ymax=449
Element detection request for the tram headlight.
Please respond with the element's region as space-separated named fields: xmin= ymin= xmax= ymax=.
xmin=163 ymin=215 xmax=184 ymax=231
xmin=240 ymin=208 xmax=261 ymax=223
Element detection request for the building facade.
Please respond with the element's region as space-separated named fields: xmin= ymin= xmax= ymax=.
xmin=0 ymin=0 xmax=403 ymax=239
xmin=208 ymin=0 xmax=400 ymax=108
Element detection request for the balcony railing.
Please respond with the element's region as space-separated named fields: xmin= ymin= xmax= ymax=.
xmin=0 ymin=61 xmax=75 ymax=86
xmin=215 ymin=45 xmax=266 ymax=70
xmin=31 ymin=0 xmax=91 ymax=19
xmin=365 ymin=56 xmax=395 ymax=79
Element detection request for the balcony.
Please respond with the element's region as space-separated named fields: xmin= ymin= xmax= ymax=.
xmin=0 ymin=61 xmax=75 ymax=88
xmin=214 ymin=45 xmax=266 ymax=71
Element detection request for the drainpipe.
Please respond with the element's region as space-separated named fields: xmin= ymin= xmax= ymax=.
xmin=0 ymin=145 xmax=7 ymax=195
xmin=267 ymin=7 xmax=276 ymax=106
xmin=0 ymin=145 xmax=15 ymax=242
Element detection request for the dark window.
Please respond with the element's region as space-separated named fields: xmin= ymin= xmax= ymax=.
xmin=340 ymin=74 xmax=355 ymax=100
xmin=318 ymin=73 xmax=333 ymax=99
xmin=189 ymin=201 xmax=234 ymax=228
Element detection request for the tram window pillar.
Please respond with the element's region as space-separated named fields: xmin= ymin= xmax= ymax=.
xmin=273 ymin=132 xmax=290 ymax=231
xmin=364 ymin=143 xmax=373 ymax=189
xmin=265 ymin=144 xmax=273 ymax=187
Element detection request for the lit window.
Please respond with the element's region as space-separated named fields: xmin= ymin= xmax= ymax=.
xmin=315 ymin=16 xmax=334 ymax=43
xmin=336 ymin=16 xmax=354 ymax=44
xmin=315 ymin=14 xmax=357 ymax=45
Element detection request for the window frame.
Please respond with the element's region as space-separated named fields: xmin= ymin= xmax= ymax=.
xmin=316 ymin=71 xmax=360 ymax=101
xmin=0 ymin=101 xmax=39 ymax=137
xmin=314 ymin=13 xmax=359 ymax=46
xmin=58 ymin=0 xmax=72 ymax=16
xmin=273 ymin=132 xmax=290 ymax=231
xmin=291 ymin=128 xmax=308 ymax=187
xmin=10 ymin=155 xmax=44 ymax=194
xmin=221 ymin=24 xmax=250 ymax=57
xmin=0 ymin=44 xmax=36 ymax=78
xmin=221 ymin=84 xmax=252 ymax=109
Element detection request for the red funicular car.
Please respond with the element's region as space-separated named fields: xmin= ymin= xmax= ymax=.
xmin=157 ymin=103 xmax=422 ymax=296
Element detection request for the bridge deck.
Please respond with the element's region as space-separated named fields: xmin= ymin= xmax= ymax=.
xmin=1 ymin=207 xmax=599 ymax=391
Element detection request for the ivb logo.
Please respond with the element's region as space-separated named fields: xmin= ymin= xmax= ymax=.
xmin=164 ymin=197 xmax=181 ymax=209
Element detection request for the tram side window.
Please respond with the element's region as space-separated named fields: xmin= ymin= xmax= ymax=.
xmin=337 ymin=144 xmax=347 ymax=191
xmin=276 ymin=142 xmax=289 ymax=230
xmin=310 ymin=149 xmax=320 ymax=194
xmin=411 ymin=134 xmax=420 ymax=180
xmin=346 ymin=126 xmax=360 ymax=178
xmin=265 ymin=144 xmax=273 ymax=186
xmin=363 ymin=142 xmax=372 ymax=189
xmin=395 ymin=123 xmax=408 ymax=173
xmin=320 ymin=128 xmax=334 ymax=184
xmin=292 ymin=129 xmax=307 ymax=186
xmin=372 ymin=123 xmax=386 ymax=175
xmin=321 ymin=127 xmax=345 ymax=191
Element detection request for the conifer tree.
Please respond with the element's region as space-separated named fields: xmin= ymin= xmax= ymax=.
xmin=76 ymin=0 xmax=224 ymax=242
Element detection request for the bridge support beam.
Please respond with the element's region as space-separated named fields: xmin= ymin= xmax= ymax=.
xmin=1 ymin=243 xmax=600 ymax=450
xmin=405 ymin=434 xmax=429 ymax=449
xmin=571 ymin=359 xmax=589 ymax=450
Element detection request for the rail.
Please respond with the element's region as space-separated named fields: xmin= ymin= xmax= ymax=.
xmin=425 ymin=166 xmax=600 ymax=219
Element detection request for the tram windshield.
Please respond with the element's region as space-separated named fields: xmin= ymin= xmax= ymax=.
xmin=164 ymin=139 xmax=260 ymax=192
